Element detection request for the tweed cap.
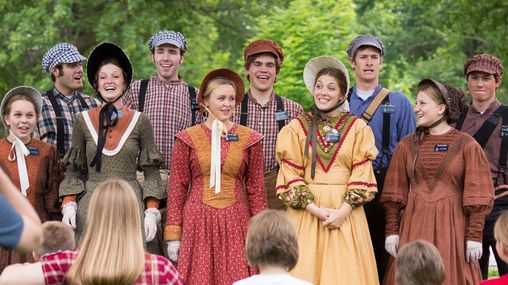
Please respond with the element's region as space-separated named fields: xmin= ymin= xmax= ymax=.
xmin=1 ymin=86 xmax=43 ymax=128
xmin=346 ymin=35 xmax=385 ymax=59
xmin=148 ymin=30 xmax=187 ymax=52
xmin=42 ymin=43 xmax=86 ymax=72
xmin=464 ymin=54 xmax=503 ymax=78
xmin=243 ymin=39 xmax=284 ymax=65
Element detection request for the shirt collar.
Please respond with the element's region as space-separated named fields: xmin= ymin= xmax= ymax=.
xmin=53 ymin=88 xmax=81 ymax=103
xmin=470 ymin=100 xmax=500 ymax=115
xmin=247 ymin=90 xmax=275 ymax=108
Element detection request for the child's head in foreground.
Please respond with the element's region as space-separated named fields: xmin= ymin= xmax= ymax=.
xmin=33 ymin=221 xmax=75 ymax=261
xmin=395 ymin=240 xmax=445 ymax=285
xmin=245 ymin=209 xmax=298 ymax=271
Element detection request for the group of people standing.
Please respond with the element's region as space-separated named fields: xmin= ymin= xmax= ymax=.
xmin=0 ymin=29 xmax=505 ymax=285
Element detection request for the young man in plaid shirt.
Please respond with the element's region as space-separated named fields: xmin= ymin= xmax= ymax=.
xmin=35 ymin=43 xmax=100 ymax=158
xmin=233 ymin=39 xmax=304 ymax=210
xmin=123 ymin=30 xmax=201 ymax=257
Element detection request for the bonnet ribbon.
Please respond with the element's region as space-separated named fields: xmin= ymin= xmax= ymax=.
xmin=8 ymin=134 xmax=30 ymax=196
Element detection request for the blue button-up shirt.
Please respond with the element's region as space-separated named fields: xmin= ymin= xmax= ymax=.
xmin=349 ymin=84 xmax=416 ymax=170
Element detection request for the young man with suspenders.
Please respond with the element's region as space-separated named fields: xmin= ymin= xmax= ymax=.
xmin=123 ymin=30 xmax=200 ymax=257
xmin=36 ymin=43 xmax=99 ymax=158
xmin=455 ymin=54 xmax=508 ymax=279
xmin=346 ymin=35 xmax=416 ymax=282
xmin=233 ymin=39 xmax=303 ymax=210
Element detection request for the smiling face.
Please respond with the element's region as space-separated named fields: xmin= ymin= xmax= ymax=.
xmin=245 ymin=53 xmax=277 ymax=93
xmin=4 ymin=98 xmax=37 ymax=143
xmin=52 ymin=62 xmax=84 ymax=96
xmin=350 ymin=46 xmax=383 ymax=84
xmin=414 ymin=90 xmax=446 ymax=128
xmin=203 ymin=83 xmax=236 ymax=123
xmin=151 ymin=44 xmax=184 ymax=83
xmin=96 ymin=63 xmax=127 ymax=103
xmin=312 ymin=74 xmax=343 ymax=112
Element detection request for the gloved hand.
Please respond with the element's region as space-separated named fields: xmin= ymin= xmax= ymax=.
xmin=144 ymin=208 xmax=161 ymax=242
xmin=385 ymin=234 xmax=400 ymax=257
xmin=466 ymin=240 xmax=483 ymax=263
xmin=61 ymin=201 xmax=77 ymax=230
xmin=167 ymin=240 xmax=181 ymax=262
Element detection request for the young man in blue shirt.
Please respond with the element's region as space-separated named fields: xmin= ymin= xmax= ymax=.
xmin=347 ymin=35 xmax=416 ymax=282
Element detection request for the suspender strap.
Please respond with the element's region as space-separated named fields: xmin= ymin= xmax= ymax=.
xmin=188 ymin=85 xmax=199 ymax=126
xmin=381 ymin=95 xmax=391 ymax=154
xmin=138 ymin=79 xmax=149 ymax=112
xmin=76 ymin=94 xmax=89 ymax=109
xmin=497 ymin=105 xmax=508 ymax=185
xmin=45 ymin=89 xmax=66 ymax=157
xmin=239 ymin=93 xmax=249 ymax=126
xmin=454 ymin=109 xmax=468 ymax=130
xmin=361 ymin=87 xmax=391 ymax=123
xmin=472 ymin=108 xmax=502 ymax=148
xmin=275 ymin=95 xmax=285 ymax=131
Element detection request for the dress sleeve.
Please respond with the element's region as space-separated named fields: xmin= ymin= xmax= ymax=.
xmin=381 ymin=138 xmax=411 ymax=236
xmin=164 ymin=136 xmax=192 ymax=241
xmin=275 ymin=120 xmax=314 ymax=209
xmin=245 ymin=135 xmax=268 ymax=216
xmin=345 ymin=121 xmax=378 ymax=208
xmin=462 ymin=140 xmax=494 ymax=242
xmin=45 ymin=145 xmax=64 ymax=219
xmin=59 ymin=114 xmax=87 ymax=198
xmin=137 ymin=114 xmax=165 ymax=201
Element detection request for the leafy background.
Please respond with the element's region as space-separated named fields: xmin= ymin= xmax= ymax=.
xmin=0 ymin=0 xmax=506 ymax=111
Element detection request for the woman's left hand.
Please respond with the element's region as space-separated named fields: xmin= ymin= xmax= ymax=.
xmin=322 ymin=203 xmax=353 ymax=229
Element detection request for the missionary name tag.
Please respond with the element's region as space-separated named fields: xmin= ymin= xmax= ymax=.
xmin=382 ymin=104 xmax=395 ymax=114
xmin=28 ymin=147 xmax=40 ymax=156
xmin=500 ymin=125 xmax=508 ymax=137
xmin=434 ymin=144 xmax=449 ymax=152
xmin=225 ymin=133 xmax=239 ymax=142
xmin=274 ymin=110 xmax=289 ymax=122
xmin=325 ymin=130 xmax=340 ymax=143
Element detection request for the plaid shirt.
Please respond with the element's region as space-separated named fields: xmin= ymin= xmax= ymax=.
xmin=34 ymin=88 xmax=99 ymax=157
xmin=123 ymin=76 xmax=201 ymax=170
xmin=232 ymin=91 xmax=304 ymax=172
xmin=41 ymin=250 xmax=185 ymax=284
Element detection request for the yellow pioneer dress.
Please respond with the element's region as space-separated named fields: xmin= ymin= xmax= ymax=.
xmin=276 ymin=112 xmax=379 ymax=285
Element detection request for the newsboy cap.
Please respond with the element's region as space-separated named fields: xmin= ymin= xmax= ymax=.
xmin=148 ymin=30 xmax=187 ymax=52
xmin=464 ymin=54 xmax=503 ymax=78
xmin=42 ymin=43 xmax=86 ymax=72
xmin=346 ymin=35 xmax=385 ymax=59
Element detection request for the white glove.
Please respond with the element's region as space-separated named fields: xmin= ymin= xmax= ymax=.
xmin=385 ymin=235 xmax=400 ymax=257
xmin=144 ymin=208 xmax=161 ymax=242
xmin=167 ymin=240 xmax=181 ymax=262
xmin=466 ymin=240 xmax=483 ymax=263
xmin=61 ymin=201 xmax=77 ymax=230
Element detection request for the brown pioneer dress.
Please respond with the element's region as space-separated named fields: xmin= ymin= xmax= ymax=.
xmin=381 ymin=128 xmax=494 ymax=285
xmin=0 ymin=138 xmax=63 ymax=272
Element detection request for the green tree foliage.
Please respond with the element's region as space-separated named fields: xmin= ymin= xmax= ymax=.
xmin=0 ymin=0 xmax=506 ymax=110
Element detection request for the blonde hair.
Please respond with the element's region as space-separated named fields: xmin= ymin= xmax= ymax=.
xmin=495 ymin=211 xmax=508 ymax=252
xmin=66 ymin=179 xmax=144 ymax=285
xmin=202 ymin=77 xmax=236 ymax=102
xmin=245 ymin=210 xmax=298 ymax=270
xmin=34 ymin=221 xmax=76 ymax=258
xmin=395 ymin=240 xmax=445 ymax=285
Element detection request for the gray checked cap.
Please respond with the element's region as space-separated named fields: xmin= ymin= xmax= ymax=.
xmin=346 ymin=35 xmax=385 ymax=59
xmin=42 ymin=43 xmax=86 ymax=72
xmin=148 ymin=30 xmax=187 ymax=52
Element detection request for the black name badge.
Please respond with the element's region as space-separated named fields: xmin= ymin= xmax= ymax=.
xmin=434 ymin=144 xmax=448 ymax=152
xmin=225 ymin=133 xmax=239 ymax=142
xmin=274 ymin=111 xmax=289 ymax=122
xmin=325 ymin=131 xmax=340 ymax=143
xmin=28 ymin=147 xmax=40 ymax=156
xmin=382 ymin=104 xmax=395 ymax=114
xmin=500 ymin=125 xmax=508 ymax=137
